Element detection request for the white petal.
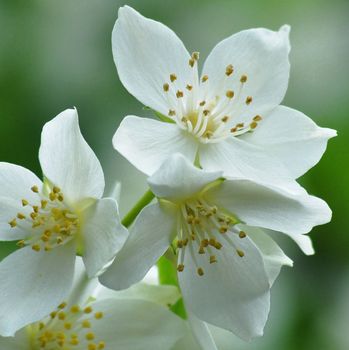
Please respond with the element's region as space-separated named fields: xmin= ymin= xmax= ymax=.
xmin=188 ymin=312 xmax=218 ymax=350
xmin=113 ymin=6 xmax=194 ymax=116
xmin=81 ymin=198 xmax=128 ymax=277
xmin=97 ymin=283 xmax=180 ymax=308
xmin=242 ymin=226 xmax=293 ymax=286
xmin=148 ymin=153 xmax=222 ymax=200
xmin=99 ymin=203 xmax=175 ymax=291
xmin=241 ymin=106 xmax=337 ymax=178
xmin=179 ymin=233 xmax=270 ymax=340
xmin=0 ymin=242 xmax=75 ymax=336
xmin=209 ymin=179 xmax=332 ymax=234
xmin=202 ymin=26 xmax=290 ymax=120
xmin=199 ymin=136 xmax=295 ymax=188
xmin=39 ymin=108 xmax=104 ymax=204
xmin=0 ymin=328 xmax=28 ymax=349
xmin=282 ymin=231 xmax=315 ymax=256
xmin=89 ymin=298 xmax=186 ymax=350
xmin=113 ymin=116 xmax=198 ymax=176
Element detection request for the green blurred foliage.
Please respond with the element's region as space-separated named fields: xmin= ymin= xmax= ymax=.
xmin=0 ymin=0 xmax=348 ymax=349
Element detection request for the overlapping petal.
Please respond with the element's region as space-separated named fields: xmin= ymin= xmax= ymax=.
xmin=39 ymin=108 xmax=105 ymax=204
xmin=113 ymin=116 xmax=198 ymax=175
xmin=0 ymin=242 xmax=75 ymax=336
xmin=81 ymin=198 xmax=128 ymax=277
xmin=99 ymin=203 xmax=176 ymax=290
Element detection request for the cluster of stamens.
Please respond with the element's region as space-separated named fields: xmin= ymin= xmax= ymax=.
xmin=176 ymin=197 xmax=247 ymax=277
xmin=9 ymin=185 xmax=79 ymax=252
xmin=29 ymin=301 xmax=105 ymax=350
xmin=162 ymin=51 xmax=262 ymax=143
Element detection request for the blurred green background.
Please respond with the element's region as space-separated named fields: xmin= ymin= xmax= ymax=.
xmin=0 ymin=0 xmax=348 ymax=349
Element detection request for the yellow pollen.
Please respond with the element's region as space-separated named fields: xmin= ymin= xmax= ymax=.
xmin=163 ymin=83 xmax=169 ymax=92
xmin=86 ymin=332 xmax=95 ymax=341
xmin=221 ymin=116 xmax=229 ymax=122
xmin=225 ymin=64 xmax=234 ymax=76
xmin=32 ymin=244 xmax=40 ymax=252
xmin=239 ymin=231 xmax=247 ymax=238
xmin=16 ymin=213 xmax=25 ymax=219
xmin=53 ymin=186 xmax=61 ymax=193
xmin=199 ymin=100 xmax=206 ymax=106
xmin=246 ymin=96 xmax=253 ymax=105
xmin=170 ymin=74 xmax=177 ymax=82
xmin=41 ymin=200 xmax=48 ymax=209
xmin=226 ymin=90 xmax=234 ymax=99
xmin=192 ymin=51 xmax=200 ymax=60
xmin=22 ymin=199 xmax=29 ymax=206
xmin=203 ymin=109 xmax=210 ymax=116
xmin=250 ymin=121 xmax=258 ymax=129
xmin=82 ymin=320 xmax=91 ymax=328
xmin=84 ymin=306 xmax=93 ymax=314
xmin=176 ymin=90 xmax=184 ymax=98
xmin=201 ymin=75 xmax=208 ymax=82
xmin=197 ymin=268 xmax=204 ymax=276
xmin=94 ymin=312 xmax=103 ymax=320
xmin=58 ymin=311 xmax=66 ymax=320
xmin=49 ymin=192 xmax=57 ymax=201
xmin=58 ymin=194 xmax=64 ymax=202
xmin=237 ymin=249 xmax=245 ymax=257
xmin=198 ymin=246 xmax=205 ymax=254
xmin=177 ymin=264 xmax=185 ymax=272
xmin=253 ymin=115 xmax=262 ymax=121
xmin=70 ymin=338 xmax=79 ymax=345
xmin=71 ymin=305 xmax=80 ymax=313
xmin=64 ymin=322 xmax=72 ymax=330
xmin=189 ymin=58 xmax=195 ymax=67
xmin=88 ymin=344 xmax=97 ymax=350
xmin=98 ymin=341 xmax=106 ymax=349
xmin=240 ymin=74 xmax=248 ymax=83
xmin=17 ymin=240 xmax=25 ymax=247
xmin=168 ymin=109 xmax=176 ymax=116
xmin=186 ymin=84 xmax=193 ymax=91
xmin=215 ymin=242 xmax=223 ymax=250
xmin=31 ymin=185 xmax=39 ymax=193
xmin=9 ymin=219 xmax=17 ymax=227
xmin=210 ymin=255 xmax=217 ymax=264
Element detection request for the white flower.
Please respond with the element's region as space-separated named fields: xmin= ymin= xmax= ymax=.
xmin=0 ymin=109 xmax=128 ymax=336
xmin=100 ymin=154 xmax=331 ymax=340
xmin=0 ymin=258 xmax=186 ymax=350
xmin=112 ymin=6 xmax=336 ymax=187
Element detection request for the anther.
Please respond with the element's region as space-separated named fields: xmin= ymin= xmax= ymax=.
xmin=186 ymin=84 xmax=193 ymax=91
xmin=239 ymin=231 xmax=247 ymax=238
xmin=163 ymin=83 xmax=169 ymax=92
xmin=168 ymin=109 xmax=176 ymax=116
xmin=53 ymin=186 xmax=60 ymax=193
xmin=215 ymin=242 xmax=223 ymax=250
xmin=41 ymin=200 xmax=48 ymax=209
xmin=176 ymin=90 xmax=184 ymax=98
xmin=245 ymin=96 xmax=253 ymax=105
xmin=226 ymin=90 xmax=234 ymax=99
xmin=199 ymin=100 xmax=206 ymax=106
xmin=98 ymin=341 xmax=106 ymax=349
xmin=82 ymin=320 xmax=91 ymax=328
xmin=192 ymin=52 xmax=200 ymax=61
xmin=240 ymin=75 xmax=248 ymax=83
xmin=198 ymin=246 xmax=205 ymax=254
xmin=221 ymin=116 xmax=229 ymax=122
xmin=9 ymin=219 xmax=17 ymax=227
xmin=201 ymin=75 xmax=208 ymax=83
xmin=237 ymin=249 xmax=245 ymax=257
xmin=253 ymin=115 xmax=262 ymax=121
xmin=31 ymin=185 xmax=39 ymax=193
xmin=210 ymin=255 xmax=217 ymax=264
xmin=197 ymin=268 xmax=204 ymax=276
xmin=170 ymin=74 xmax=177 ymax=82
xmin=22 ymin=199 xmax=29 ymax=206
xmin=189 ymin=58 xmax=195 ymax=67
xmin=225 ymin=64 xmax=234 ymax=76
xmin=203 ymin=109 xmax=210 ymax=116
xmin=177 ymin=264 xmax=184 ymax=272
xmin=95 ymin=312 xmax=104 ymax=319
xmin=86 ymin=332 xmax=95 ymax=341
xmin=250 ymin=121 xmax=258 ymax=129
xmin=84 ymin=306 xmax=93 ymax=314
xmin=32 ymin=244 xmax=41 ymax=252
xmin=70 ymin=305 xmax=80 ymax=313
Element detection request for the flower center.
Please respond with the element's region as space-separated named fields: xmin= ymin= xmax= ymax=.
xmin=28 ymin=301 xmax=105 ymax=350
xmin=162 ymin=52 xmax=263 ymax=143
xmin=175 ymin=196 xmax=247 ymax=277
xmin=9 ymin=185 xmax=79 ymax=252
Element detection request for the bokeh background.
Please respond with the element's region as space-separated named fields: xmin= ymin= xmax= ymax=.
xmin=0 ymin=0 xmax=348 ymax=349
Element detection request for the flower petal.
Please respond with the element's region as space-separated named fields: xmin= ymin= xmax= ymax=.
xmin=99 ymin=203 xmax=175 ymax=291
xmin=89 ymin=298 xmax=186 ymax=350
xmin=39 ymin=108 xmax=104 ymax=204
xmin=188 ymin=312 xmax=218 ymax=350
xmin=0 ymin=328 xmax=28 ymax=349
xmin=148 ymin=153 xmax=222 ymax=201
xmin=113 ymin=116 xmax=198 ymax=175
xmin=0 ymin=242 xmax=75 ymax=336
xmin=209 ymin=179 xmax=331 ymax=234
xmin=241 ymin=106 xmax=337 ymax=178
xmin=179 ymin=232 xmax=270 ymax=340
xmin=81 ymin=198 xmax=128 ymax=277
xmin=113 ymin=6 xmax=194 ymax=116
xmin=199 ymin=136 xmax=295 ymax=188
xmin=242 ymin=226 xmax=293 ymax=286
xmin=201 ymin=26 xmax=290 ymax=120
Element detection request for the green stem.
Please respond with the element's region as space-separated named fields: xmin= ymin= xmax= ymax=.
xmin=121 ymin=189 xmax=155 ymax=228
